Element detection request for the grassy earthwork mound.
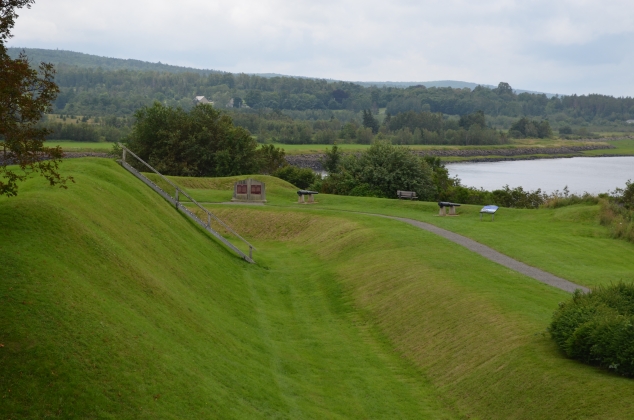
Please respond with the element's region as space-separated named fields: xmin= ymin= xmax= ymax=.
xmin=2 ymin=158 xmax=634 ymax=418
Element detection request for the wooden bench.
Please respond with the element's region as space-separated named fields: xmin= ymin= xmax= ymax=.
xmin=397 ymin=190 xmax=418 ymax=200
xmin=438 ymin=201 xmax=461 ymax=216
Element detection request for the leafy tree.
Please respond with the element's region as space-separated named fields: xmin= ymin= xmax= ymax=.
xmin=126 ymin=103 xmax=259 ymax=177
xmin=245 ymin=90 xmax=262 ymax=108
xmin=0 ymin=0 xmax=72 ymax=196
xmin=321 ymin=143 xmax=341 ymax=173
xmin=423 ymin=156 xmax=458 ymax=199
xmin=256 ymin=143 xmax=286 ymax=174
xmin=273 ymin=165 xmax=316 ymax=189
xmin=494 ymin=82 xmax=514 ymax=97
xmin=331 ymin=89 xmax=349 ymax=104
xmin=509 ymin=117 xmax=552 ymax=139
xmin=322 ymin=141 xmax=435 ymax=199
xmin=362 ymin=109 xmax=379 ymax=134
xmin=459 ymin=110 xmax=486 ymax=130
xmin=559 ymin=126 xmax=573 ymax=135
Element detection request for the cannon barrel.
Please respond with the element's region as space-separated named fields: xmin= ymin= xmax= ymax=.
xmin=438 ymin=201 xmax=461 ymax=208
xmin=297 ymin=190 xmax=319 ymax=196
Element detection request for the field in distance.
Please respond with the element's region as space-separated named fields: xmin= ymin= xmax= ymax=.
xmin=49 ymin=137 xmax=634 ymax=157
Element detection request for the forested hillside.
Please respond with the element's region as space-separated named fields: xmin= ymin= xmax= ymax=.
xmin=13 ymin=48 xmax=633 ymax=144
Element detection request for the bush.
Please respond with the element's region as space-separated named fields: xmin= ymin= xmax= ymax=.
xmin=320 ymin=141 xmax=436 ymax=199
xmin=509 ymin=117 xmax=552 ymax=138
xmin=125 ymin=103 xmax=259 ymax=177
xmin=273 ymin=165 xmax=317 ymax=189
xmin=550 ymin=284 xmax=634 ymax=376
xmin=599 ymin=201 xmax=634 ymax=243
xmin=597 ymin=181 xmax=634 ymax=243
xmin=542 ymin=188 xmax=600 ymax=209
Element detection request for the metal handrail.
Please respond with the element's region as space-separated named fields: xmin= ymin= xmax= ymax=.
xmin=175 ymin=186 xmax=256 ymax=250
xmin=118 ymin=143 xmax=256 ymax=254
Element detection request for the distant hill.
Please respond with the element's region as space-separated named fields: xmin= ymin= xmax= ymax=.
xmin=6 ymin=47 xmax=224 ymax=75
xmin=7 ymin=48 xmax=554 ymax=96
xmin=354 ymin=80 xmax=495 ymax=89
xmin=355 ymin=80 xmax=556 ymax=97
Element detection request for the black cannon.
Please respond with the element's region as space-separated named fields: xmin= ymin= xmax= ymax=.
xmin=438 ymin=201 xmax=461 ymax=216
xmin=297 ymin=190 xmax=319 ymax=203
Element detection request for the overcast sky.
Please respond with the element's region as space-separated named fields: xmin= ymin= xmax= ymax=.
xmin=7 ymin=0 xmax=634 ymax=96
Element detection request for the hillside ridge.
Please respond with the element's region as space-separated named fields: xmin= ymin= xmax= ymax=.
xmin=7 ymin=47 xmax=553 ymax=95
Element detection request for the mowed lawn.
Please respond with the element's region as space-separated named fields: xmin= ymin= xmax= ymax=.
xmin=0 ymin=159 xmax=454 ymax=419
xmin=165 ymin=173 xmax=634 ymax=289
xmin=207 ymin=205 xmax=634 ymax=419
xmin=273 ymin=138 xmax=622 ymax=157
xmin=47 ymin=140 xmax=116 ymax=152
xmin=4 ymin=159 xmax=634 ymax=419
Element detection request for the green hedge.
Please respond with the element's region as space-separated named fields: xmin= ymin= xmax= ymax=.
xmin=550 ymin=284 xmax=634 ymax=376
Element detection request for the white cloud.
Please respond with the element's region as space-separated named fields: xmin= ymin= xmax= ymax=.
xmin=7 ymin=0 xmax=634 ymax=96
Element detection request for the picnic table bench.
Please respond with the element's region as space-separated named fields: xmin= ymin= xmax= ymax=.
xmin=438 ymin=201 xmax=461 ymax=216
xmin=397 ymin=190 xmax=418 ymax=200
xmin=297 ymin=190 xmax=319 ymax=203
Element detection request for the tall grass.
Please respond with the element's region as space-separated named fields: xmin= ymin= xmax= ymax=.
xmin=600 ymin=201 xmax=634 ymax=242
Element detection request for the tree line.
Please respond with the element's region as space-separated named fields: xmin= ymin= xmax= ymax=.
xmin=35 ymin=64 xmax=634 ymax=129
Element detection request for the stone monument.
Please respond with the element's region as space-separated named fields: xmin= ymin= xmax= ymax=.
xmin=232 ymin=179 xmax=266 ymax=203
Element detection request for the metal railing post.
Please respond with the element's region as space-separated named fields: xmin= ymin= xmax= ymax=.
xmin=117 ymin=143 xmax=256 ymax=263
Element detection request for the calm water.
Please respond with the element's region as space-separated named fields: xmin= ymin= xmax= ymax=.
xmin=446 ymin=156 xmax=634 ymax=195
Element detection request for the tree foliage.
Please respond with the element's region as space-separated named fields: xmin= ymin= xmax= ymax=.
xmin=256 ymin=143 xmax=286 ymax=175
xmin=550 ymin=284 xmax=634 ymax=377
xmin=321 ymin=141 xmax=435 ymax=199
xmin=0 ymin=0 xmax=72 ymax=196
xmin=362 ymin=109 xmax=379 ymax=134
xmin=321 ymin=143 xmax=341 ymax=173
xmin=273 ymin=165 xmax=317 ymax=189
xmin=125 ymin=103 xmax=259 ymax=177
xmin=509 ymin=117 xmax=552 ymax=138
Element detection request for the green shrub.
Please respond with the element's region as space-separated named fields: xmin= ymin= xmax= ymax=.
xmin=273 ymin=165 xmax=317 ymax=189
xmin=320 ymin=141 xmax=436 ymax=199
xmin=542 ymin=188 xmax=600 ymax=209
xmin=550 ymin=284 xmax=634 ymax=376
xmin=598 ymin=181 xmax=634 ymax=243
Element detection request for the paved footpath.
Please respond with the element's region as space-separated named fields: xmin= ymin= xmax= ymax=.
xmin=373 ymin=214 xmax=589 ymax=294
xmin=212 ymin=202 xmax=589 ymax=293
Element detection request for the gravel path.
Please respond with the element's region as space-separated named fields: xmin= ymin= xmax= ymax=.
xmin=201 ymin=202 xmax=589 ymax=293
xmin=374 ymin=214 xmax=589 ymax=293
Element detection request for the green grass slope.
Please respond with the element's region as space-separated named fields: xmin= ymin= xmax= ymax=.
xmin=166 ymin=173 xmax=634 ymax=289
xmin=0 ymin=159 xmax=453 ymax=419
xmin=5 ymin=159 xmax=634 ymax=419
xmin=208 ymin=205 xmax=634 ymax=419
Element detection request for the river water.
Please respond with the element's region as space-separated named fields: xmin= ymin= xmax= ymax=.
xmin=445 ymin=156 xmax=634 ymax=195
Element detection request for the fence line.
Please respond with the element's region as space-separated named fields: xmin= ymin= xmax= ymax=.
xmin=118 ymin=144 xmax=255 ymax=263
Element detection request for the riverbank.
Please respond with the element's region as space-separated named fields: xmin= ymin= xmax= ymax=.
xmin=285 ymin=143 xmax=618 ymax=170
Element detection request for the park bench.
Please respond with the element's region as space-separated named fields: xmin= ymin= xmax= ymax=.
xmin=297 ymin=190 xmax=319 ymax=203
xmin=438 ymin=201 xmax=461 ymax=216
xmin=397 ymin=190 xmax=418 ymax=200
